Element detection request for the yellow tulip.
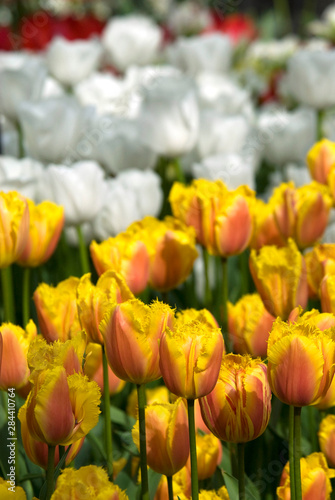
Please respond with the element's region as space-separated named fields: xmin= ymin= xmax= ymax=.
xmin=249 ymin=198 xmax=285 ymax=250
xmin=249 ymin=239 xmax=308 ymax=320
xmin=277 ymin=452 xmax=335 ymax=500
xmin=319 ymin=415 xmax=335 ymax=468
xmin=195 ymin=431 xmax=222 ymax=480
xmin=267 ymin=317 xmax=335 ymax=406
xmin=126 ymin=385 xmax=170 ymax=419
xmin=17 ymin=199 xmax=64 ymax=267
xmin=0 ymin=191 xmax=29 ymax=268
xmin=199 ymin=354 xmax=271 ymax=443
xmin=0 ymin=477 xmax=27 ymax=499
xmin=305 ymin=244 xmax=335 ymax=299
xmin=159 ymin=320 xmax=224 ymax=399
xmin=307 ymin=138 xmax=335 ymax=184
xmin=175 ymin=308 xmax=219 ymax=329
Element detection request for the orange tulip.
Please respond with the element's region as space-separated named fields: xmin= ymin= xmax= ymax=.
xmin=249 ymin=198 xmax=286 ymax=250
xmin=249 ymin=239 xmax=308 ymax=320
xmin=195 ymin=431 xmax=222 ymax=480
xmin=132 ymin=398 xmax=189 ymax=476
xmin=307 ymin=138 xmax=335 ymax=184
xmin=90 ymin=231 xmax=150 ymax=295
xmin=0 ymin=191 xmax=29 ymax=268
xmin=101 ymin=298 xmax=174 ymax=385
xmin=267 ymin=317 xmax=335 ymax=407
xmin=319 ymin=415 xmax=335 ymax=468
xmin=33 ymin=277 xmax=81 ymax=342
xmin=159 ymin=320 xmax=224 ymax=399
xmin=175 ymin=308 xmax=219 ymax=329
xmin=277 ymin=452 xmax=335 ymax=500
xmin=155 ymin=464 xmax=191 ymax=500
xmin=169 ymin=180 xmax=254 ymax=257
xmin=129 ymin=216 xmax=198 ymax=292
xmin=0 ymin=320 xmax=37 ymax=391
xmin=305 ymin=244 xmax=335 ymax=299
xmin=126 ymin=385 xmax=170 ymax=419
xmin=199 ymin=354 xmax=271 ymax=443
xmin=84 ymin=342 xmax=125 ymax=395
xmin=17 ymin=199 xmax=64 ymax=267
xmin=271 ymin=182 xmax=332 ymax=249
xmin=320 ymin=274 xmax=335 ymax=314
xmin=228 ymin=293 xmax=275 ymax=357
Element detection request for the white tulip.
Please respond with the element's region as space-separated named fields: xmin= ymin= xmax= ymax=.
xmin=41 ymin=76 xmax=65 ymax=99
xmin=18 ymin=96 xmax=94 ymax=164
xmin=192 ymin=153 xmax=256 ymax=190
xmin=88 ymin=116 xmax=158 ymax=174
xmin=46 ymin=37 xmax=103 ymax=86
xmin=102 ymin=15 xmax=162 ymax=72
xmin=0 ymin=52 xmax=47 ymax=120
xmin=39 ymin=161 xmax=108 ymax=226
xmin=1 ymin=117 xmax=19 ymax=157
xmin=167 ymin=34 xmax=232 ymax=75
xmin=167 ymin=1 xmax=212 ymax=36
xmin=138 ymin=74 xmax=199 ymax=157
xmin=284 ymin=163 xmax=312 ymax=187
xmin=284 ymin=49 xmax=335 ymax=109
xmin=257 ymin=106 xmax=317 ymax=166
xmin=0 ymin=156 xmax=44 ymax=201
xmin=196 ymin=111 xmax=250 ymax=160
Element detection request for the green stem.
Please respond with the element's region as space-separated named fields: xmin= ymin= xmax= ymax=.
xmin=102 ymin=346 xmax=113 ymax=479
xmin=239 ymin=250 xmax=249 ymax=297
xmin=174 ymin=158 xmax=186 ymax=184
xmin=1 ymin=266 xmax=15 ymax=323
xmin=45 ymin=445 xmax=55 ymax=500
xmin=237 ymin=443 xmax=245 ymax=500
xmin=22 ymin=267 xmax=30 ymax=327
xmin=294 ymin=407 xmax=302 ymax=500
xmin=17 ymin=121 xmax=25 ymax=159
xmin=273 ymin=0 xmax=292 ymax=34
xmin=317 ymin=109 xmax=325 ymax=141
xmin=187 ymin=399 xmax=199 ymax=500
xmin=137 ymin=384 xmax=149 ymax=500
xmin=167 ymin=475 xmax=173 ymax=500
xmin=221 ymin=257 xmax=229 ymax=352
xmin=308 ymin=406 xmax=318 ymax=452
xmin=203 ymin=247 xmax=212 ymax=308
xmin=76 ymin=225 xmax=90 ymax=275
xmin=289 ymin=405 xmax=296 ymax=500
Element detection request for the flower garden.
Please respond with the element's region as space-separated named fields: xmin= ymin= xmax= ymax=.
xmin=2 ymin=0 xmax=335 ymax=499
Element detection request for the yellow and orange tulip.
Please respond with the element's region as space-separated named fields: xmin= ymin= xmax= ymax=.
xmin=0 ymin=190 xmax=29 ymax=268
xmin=249 ymin=198 xmax=285 ymax=250
xmin=249 ymin=239 xmax=308 ymax=320
xmin=195 ymin=431 xmax=222 ymax=480
xmin=305 ymin=244 xmax=335 ymax=299
xmin=319 ymin=415 xmax=335 ymax=468
xmin=307 ymin=138 xmax=335 ymax=184
xmin=17 ymin=199 xmax=64 ymax=267
xmin=159 ymin=320 xmax=224 ymax=399
xmin=84 ymin=342 xmax=125 ymax=395
xmin=199 ymin=354 xmax=271 ymax=443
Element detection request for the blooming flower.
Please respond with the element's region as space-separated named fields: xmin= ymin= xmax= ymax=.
xmin=319 ymin=415 xmax=335 ymax=468
xmin=307 ymin=138 xmax=335 ymax=184
xmin=199 ymin=354 xmax=271 ymax=443
xmin=0 ymin=190 xmax=29 ymax=268
xmin=305 ymin=244 xmax=335 ymax=299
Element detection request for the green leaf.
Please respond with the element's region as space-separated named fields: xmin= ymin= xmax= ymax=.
xmin=110 ymin=406 xmax=136 ymax=430
xmin=148 ymin=469 xmax=161 ymax=500
xmin=222 ymin=471 xmax=239 ymax=500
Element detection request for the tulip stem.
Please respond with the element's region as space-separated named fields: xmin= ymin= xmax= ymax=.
xmin=221 ymin=257 xmax=229 ymax=352
xmin=137 ymin=384 xmax=149 ymax=500
xmin=294 ymin=406 xmax=302 ymax=500
xmin=187 ymin=399 xmax=199 ymax=500
xmin=203 ymin=247 xmax=212 ymax=308
xmin=22 ymin=267 xmax=30 ymax=327
xmin=102 ymin=346 xmax=113 ymax=479
xmin=239 ymin=250 xmax=249 ymax=297
xmin=317 ymin=109 xmax=325 ymax=140
xmin=167 ymin=475 xmax=173 ymax=500
xmin=237 ymin=443 xmax=246 ymax=500
xmin=1 ymin=266 xmax=15 ymax=323
xmin=45 ymin=445 xmax=55 ymax=500
xmin=76 ymin=225 xmax=90 ymax=275
xmin=289 ymin=405 xmax=296 ymax=500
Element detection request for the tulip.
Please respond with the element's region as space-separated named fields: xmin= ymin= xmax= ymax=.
xmin=267 ymin=317 xmax=335 ymax=407
xmin=199 ymin=487 xmax=230 ymax=499
xmin=0 ymin=477 xmax=27 ymax=499
xmin=0 ymin=320 xmax=37 ymax=391
xmin=175 ymin=308 xmax=219 ymax=329
xmin=126 ymin=385 xmax=170 ymax=419
xmin=228 ymin=293 xmax=275 ymax=357
xmin=315 ymin=379 xmax=335 ymax=411
xmin=249 ymin=239 xmax=308 ymax=320
xmin=155 ymin=464 xmax=191 ymax=500
xmin=305 ymin=244 xmax=335 ymax=299
xmin=90 ymin=232 xmax=150 ymax=295
xmin=0 ymin=191 xmax=29 ymax=268
xmin=277 ymin=452 xmax=335 ymax=500
xmin=271 ymin=182 xmax=332 ymax=249
xmin=169 ymin=179 xmax=254 ymax=257
xmin=320 ymin=274 xmax=335 ymax=314
xmin=195 ymin=432 xmax=222 ymax=480
xmin=249 ymin=198 xmax=286 ymax=250
xmin=0 ymin=156 xmax=44 ymax=202
xmin=319 ymin=415 xmax=335 ymax=468
xmin=20 ymin=367 xmax=101 ymax=446
xmin=307 ymin=138 xmax=335 ymax=184
xmin=51 ymin=465 xmax=129 ymax=500
xmin=17 ymin=199 xmax=64 ymax=267
xmin=132 ymin=398 xmax=189 ymax=476
xmin=101 ymin=298 xmax=173 ymax=385
xmin=20 ymin=401 xmax=84 ymax=469
xmin=84 ymin=342 xmax=125 ymax=396
xmin=159 ymin=320 xmax=224 ymax=400
xmin=33 ymin=277 xmax=81 ymax=342
xmin=129 ymin=216 xmax=198 ymax=292
xmin=199 ymin=354 xmax=271 ymax=443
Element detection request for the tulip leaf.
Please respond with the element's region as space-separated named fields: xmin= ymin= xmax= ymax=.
xmin=114 ymin=429 xmax=138 ymax=455
xmin=110 ymin=405 xmax=136 ymax=429
xmin=221 ymin=470 xmax=261 ymax=500
xmin=148 ymin=469 xmax=161 ymax=500
xmin=39 ymin=447 xmax=71 ymax=500
xmin=115 ymin=469 xmax=139 ymax=498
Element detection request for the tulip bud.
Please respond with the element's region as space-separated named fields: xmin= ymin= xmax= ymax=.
xmin=305 ymin=244 xmax=335 ymax=299
xmin=0 ymin=191 xmax=29 ymax=268
xmin=159 ymin=320 xmax=224 ymax=399
xmin=249 ymin=198 xmax=285 ymax=250
xmin=307 ymin=138 xmax=335 ymax=184
xmin=132 ymin=399 xmax=189 ymax=476
xmin=195 ymin=432 xmax=222 ymax=480
xmin=319 ymin=415 xmax=335 ymax=468
xmin=249 ymin=239 xmax=308 ymax=320
xmin=199 ymin=354 xmax=271 ymax=443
